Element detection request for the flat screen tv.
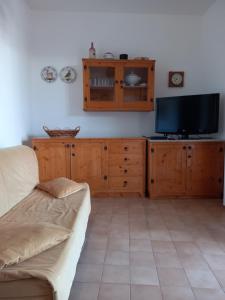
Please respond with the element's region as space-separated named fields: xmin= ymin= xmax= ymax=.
xmin=155 ymin=93 xmax=219 ymax=138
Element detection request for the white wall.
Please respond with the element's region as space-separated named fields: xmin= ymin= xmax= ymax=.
xmin=202 ymin=0 xmax=225 ymax=138
xmin=0 ymin=0 xmax=31 ymax=147
xmin=30 ymin=11 xmax=207 ymax=138
xmin=202 ymin=0 xmax=225 ymax=204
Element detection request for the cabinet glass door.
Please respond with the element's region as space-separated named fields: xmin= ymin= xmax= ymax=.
xmin=123 ymin=67 xmax=148 ymax=101
xmin=87 ymin=65 xmax=118 ymax=109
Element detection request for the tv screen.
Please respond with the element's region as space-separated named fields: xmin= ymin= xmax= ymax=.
xmin=155 ymin=94 xmax=219 ymax=136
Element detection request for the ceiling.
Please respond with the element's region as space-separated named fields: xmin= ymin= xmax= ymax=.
xmin=25 ymin=0 xmax=216 ymax=15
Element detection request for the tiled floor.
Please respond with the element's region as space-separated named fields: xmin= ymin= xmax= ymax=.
xmin=69 ymin=197 xmax=225 ymax=300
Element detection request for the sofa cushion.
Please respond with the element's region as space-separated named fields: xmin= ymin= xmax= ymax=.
xmin=0 ymin=146 xmax=39 ymax=218
xmin=0 ymin=222 xmax=71 ymax=270
xmin=37 ymin=177 xmax=84 ymax=198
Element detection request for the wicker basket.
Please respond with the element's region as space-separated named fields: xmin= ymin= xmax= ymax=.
xmin=43 ymin=126 xmax=80 ymax=137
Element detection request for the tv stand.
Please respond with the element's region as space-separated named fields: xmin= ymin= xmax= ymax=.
xmin=180 ymin=134 xmax=189 ymax=140
xmin=148 ymin=140 xmax=224 ymax=199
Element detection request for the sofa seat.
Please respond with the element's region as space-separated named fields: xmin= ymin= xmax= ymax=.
xmin=0 ymin=185 xmax=91 ymax=300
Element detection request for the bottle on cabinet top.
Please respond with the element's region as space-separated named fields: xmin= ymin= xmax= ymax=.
xmin=89 ymin=42 xmax=96 ymax=59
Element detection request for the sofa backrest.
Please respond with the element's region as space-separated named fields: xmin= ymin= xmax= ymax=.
xmin=0 ymin=145 xmax=39 ymax=217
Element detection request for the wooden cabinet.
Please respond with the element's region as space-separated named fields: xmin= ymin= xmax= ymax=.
xmin=107 ymin=141 xmax=146 ymax=195
xmin=149 ymin=143 xmax=187 ymax=198
xmin=33 ymin=142 xmax=70 ymax=181
xmin=70 ymin=142 xmax=108 ymax=193
xmin=32 ymin=138 xmax=146 ymax=197
xmin=186 ymin=143 xmax=224 ymax=197
xmin=148 ymin=141 xmax=224 ymax=199
xmin=83 ymin=59 xmax=155 ymax=111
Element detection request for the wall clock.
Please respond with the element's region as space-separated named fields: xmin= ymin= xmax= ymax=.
xmin=169 ymin=71 xmax=184 ymax=87
xmin=60 ymin=66 xmax=77 ymax=83
xmin=41 ymin=66 xmax=57 ymax=83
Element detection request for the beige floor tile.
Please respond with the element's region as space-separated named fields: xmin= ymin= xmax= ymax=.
xmin=130 ymin=251 xmax=156 ymax=267
xmin=82 ymin=197 xmax=225 ymax=300
xmin=130 ymin=239 xmax=152 ymax=252
xmin=161 ymin=286 xmax=195 ymax=300
xmin=154 ymin=252 xmax=182 ymax=268
xmin=75 ymin=264 xmax=103 ymax=283
xmin=157 ymin=267 xmax=189 ymax=287
xmin=130 ymin=229 xmax=150 ymax=240
xmin=102 ymin=265 xmax=130 ymax=284
xmin=152 ymin=241 xmax=176 ymax=253
xmin=179 ymin=253 xmax=210 ymax=270
xmin=150 ymin=229 xmax=172 ymax=241
xmin=109 ymin=229 xmax=130 ymax=239
xmin=193 ymin=288 xmax=225 ymax=300
xmin=174 ymin=241 xmax=201 ymax=255
xmin=85 ymin=237 xmax=108 ymax=250
xmin=203 ymin=254 xmax=225 ymax=270
xmin=112 ymin=214 xmax=129 ymax=224
xmin=213 ymin=269 xmax=225 ymax=288
xmin=169 ymin=230 xmax=193 ymax=242
xmin=69 ymin=282 xmax=99 ymax=300
xmin=131 ymin=285 xmax=162 ymax=300
xmin=196 ymin=241 xmax=225 ymax=255
xmin=98 ymin=283 xmax=130 ymax=300
xmin=105 ymin=250 xmax=129 ymax=266
xmin=79 ymin=249 xmax=106 ymax=264
xmin=130 ymin=266 xmax=159 ymax=285
xmin=185 ymin=269 xmax=220 ymax=289
xmin=108 ymin=238 xmax=129 ymax=251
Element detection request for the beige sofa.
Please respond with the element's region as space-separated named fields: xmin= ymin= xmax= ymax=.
xmin=0 ymin=146 xmax=91 ymax=300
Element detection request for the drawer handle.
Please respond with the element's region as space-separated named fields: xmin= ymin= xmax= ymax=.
xmin=33 ymin=146 xmax=38 ymax=151
xmin=104 ymin=175 xmax=108 ymax=180
xmin=124 ymin=146 xmax=128 ymax=151
xmin=183 ymin=146 xmax=186 ymax=150
xmin=124 ymin=169 xmax=128 ymax=174
xmin=66 ymin=144 xmax=70 ymax=148
xmin=123 ymin=181 xmax=128 ymax=187
xmin=72 ymin=144 xmax=75 ymax=148
xmin=124 ymin=157 xmax=128 ymax=161
xmin=188 ymin=155 xmax=192 ymax=158
xmin=72 ymin=153 xmax=75 ymax=157
xmin=188 ymin=146 xmax=192 ymax=150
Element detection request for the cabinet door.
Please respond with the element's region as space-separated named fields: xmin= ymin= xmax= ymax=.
xmin=70 ymin=142 xmax=108 ymax=193
xmin=83 ymin=61 xmax=120 ymax=111
xmin=33 ymin=142 xmax=70 ymax=182
xmin=149 ymin=143 xmax=187 ymax=198
xmin=187 ymin=143 xmax=224 ymax=198
xmin=119 ymin=61 xmax=155 ymax=111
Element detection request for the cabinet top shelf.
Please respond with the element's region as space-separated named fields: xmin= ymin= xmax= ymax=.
xmin=32 ymin=137 xmax=147 ymax=143
xmin=82 ymin=58 xmax=155 ymax=64
xmin=148 ymin=139 xmax=225 ymax=143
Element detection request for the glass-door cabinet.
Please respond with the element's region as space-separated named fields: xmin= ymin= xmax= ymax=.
xmin=83 ymin=59 xmax=155 ymax=111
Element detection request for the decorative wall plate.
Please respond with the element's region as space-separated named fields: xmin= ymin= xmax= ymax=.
xmin=169 ymin=71 xmax=184 ymax=87
xmin=41 ymin=66 xmax=57 ymax=83
xmin=60 ymin=66 xmax=77 ymax=83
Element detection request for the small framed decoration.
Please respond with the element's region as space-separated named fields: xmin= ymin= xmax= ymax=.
xmin=168 ymin=71 xmax=184 ymax=88
xmin=41 ymin=66 xmax=57 ymax=83
xmin=60 ymin=66 xmax=77 ymax=83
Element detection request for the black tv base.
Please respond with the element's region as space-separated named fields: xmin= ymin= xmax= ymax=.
xmin=148 ymin=135 xmax=214 ymax=141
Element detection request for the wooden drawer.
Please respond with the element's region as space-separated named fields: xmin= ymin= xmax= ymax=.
xmin=109 ymin=154 xmax=143 ymax=166
xmin=109 ymin=165 xmax=143 ymax=176
xmin=109 ymin=142 xmax=143 ymax=155
xmin=109 ymin=177 xmax=143 ymax=191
